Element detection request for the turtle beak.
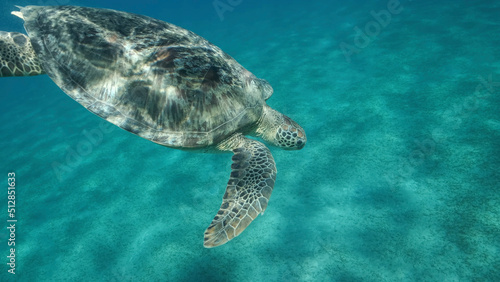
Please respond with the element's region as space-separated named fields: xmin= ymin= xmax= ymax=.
xmin=296 ymin=128 xmax=306 ymax=149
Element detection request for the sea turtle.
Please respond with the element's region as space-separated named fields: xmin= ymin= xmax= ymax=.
xmin=0 ymin=5 xmax=306 ymax=247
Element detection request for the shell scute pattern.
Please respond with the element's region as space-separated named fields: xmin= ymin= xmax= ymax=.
xmin=21 ymin=5 xmax=264 ymax=148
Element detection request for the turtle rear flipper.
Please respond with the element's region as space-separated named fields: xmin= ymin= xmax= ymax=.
xmin=204 ymin=135 xmax=277 ymax=247
xmin=0 ymin=31 xmax=44 ymax=77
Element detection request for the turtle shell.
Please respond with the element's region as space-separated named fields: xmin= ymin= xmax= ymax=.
xmin=20 ymin=5 xmax=273 ymax=148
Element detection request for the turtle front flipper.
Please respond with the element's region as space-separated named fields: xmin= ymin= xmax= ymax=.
xmin=204 ymin=135 xmax=277 ymax=248
xmin=0 ymin=32 xmax=44 ymax=77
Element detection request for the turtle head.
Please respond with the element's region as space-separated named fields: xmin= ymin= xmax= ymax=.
xmin=256 ymin=105 xmax=306 ymax=150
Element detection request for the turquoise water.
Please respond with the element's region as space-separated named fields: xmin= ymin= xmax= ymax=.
xmin=1 ymin=0 xmax=499 ymax=281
